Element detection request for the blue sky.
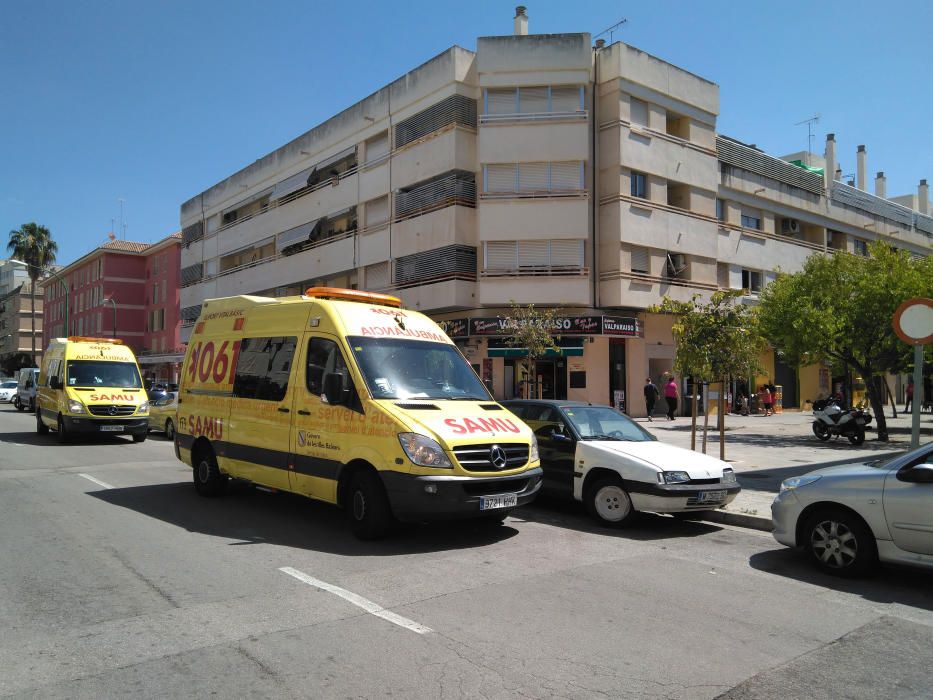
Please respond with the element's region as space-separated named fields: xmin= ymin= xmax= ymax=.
xmin=2 ymin=0 xmax=930 ymax=265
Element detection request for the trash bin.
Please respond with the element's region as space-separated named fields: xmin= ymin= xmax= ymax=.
xmin=683 ymin=394 xmax=704 ymax=417
xmin=749 ymin=394 xmax=760 ymax=415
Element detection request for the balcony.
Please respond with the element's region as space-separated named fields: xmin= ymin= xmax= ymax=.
xmin=479 ymin=272 xmax=591 ymax=307
xmin=600 ymin=198 xmax=718 ymax=258
xmin=599 ymin=270 xmax=717 ymax=309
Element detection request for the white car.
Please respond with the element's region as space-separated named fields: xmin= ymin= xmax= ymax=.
xmin=503 ymin=400 xmax=740 ymax=526
xmin=772 ymin=441 xmax=933 ymax=576
xmin=0 ymin=380 xmax=17 ymax=402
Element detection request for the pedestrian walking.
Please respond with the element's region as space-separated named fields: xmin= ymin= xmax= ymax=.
xmin=664 ymin=377 xmax=679 ymax=420
xmin=760 ymin=385 xmax=773 ymax=416
xmin=643 ymin=378 xmax=659 ymax=421
xmin=904 ymin=381 xmax=914 ymax=413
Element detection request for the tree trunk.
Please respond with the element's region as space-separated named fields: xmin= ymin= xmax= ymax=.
xmin=719 ymin=378 xmax=726 ymax=462
xmin=29 ymin=274 xmax=37 ymax=364
xmin=865 ymin=374 xmax=889 ymax=442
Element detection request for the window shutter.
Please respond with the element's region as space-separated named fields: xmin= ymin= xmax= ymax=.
xmin=550 ymin=86 xmax=582 ymax=112
xmin=486 ymin=164 xmax=517 ymax=193
xmin=365 ymin=196 xmax=389 ymax=227
xmin=517 ymin=240 xmax=549 ymax=267
xmin=631 ymin=247 xmax=649 ymax=274
xmin=550 ymin=161 xmax=583 ymax=191
xmin=518 ymin=86 xmax=548 ymax=114
xmin=365 ymin=262 xmax=389 ymax=290
xmin=549 ymin=240 xmax=584 ymax=268
xmin=486 ymin=88 xmax=517 ymax=115
xmin=365 ymin=132 xmax=389 ymax=163
xmin=518 ymin=163 xmax=549 ymax=192
xmin=485 ymin=241 xmax=517 ymax=270
xmin=630 ymin=97 xmax=649 ymax=127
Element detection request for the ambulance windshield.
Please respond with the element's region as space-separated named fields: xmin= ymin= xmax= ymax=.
xmin=66 ymin=361 xmax=143 ymax=389
xmin=349 ymin=337 xmax=491 ymax=401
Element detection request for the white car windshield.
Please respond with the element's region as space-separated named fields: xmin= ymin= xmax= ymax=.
xmin=1 ymin=381 xmax=16 ymax=388
xmin=559 ymin=405 xmax=657 ymax=442
xmin=349 ymin=337 xmax=490 ymax=401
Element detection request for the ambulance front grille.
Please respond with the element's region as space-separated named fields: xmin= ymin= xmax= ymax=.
xmin=88 ymin=404 xmax=137 ymax=416
xmin=452 ymin=443 xmax=529 ymax=472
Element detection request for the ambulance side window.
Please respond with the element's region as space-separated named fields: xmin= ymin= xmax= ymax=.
xmin=306 ymin=337 xmax=348 ymax=397
xmin=233 ymin=336 xmax=297 ymax=401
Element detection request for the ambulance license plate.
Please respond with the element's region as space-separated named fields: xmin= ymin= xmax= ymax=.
xmin=480 ymin=493 xmax=518 ymax=510
xmin=100 ymin=425 xmax=123 ymax=432
xmin=697 ymin=490 xmax=726 ymax=503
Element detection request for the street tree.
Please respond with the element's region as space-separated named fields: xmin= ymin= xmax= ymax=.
xmin=756 ymin=242 xmax=933 ymax=442
xmin=651 ymin=290 xmax=765 ymax=456
xmin=500 ymin=302 xmax=561 ymax=399
xmin=8 ymin=223 xmax=58 ymax=364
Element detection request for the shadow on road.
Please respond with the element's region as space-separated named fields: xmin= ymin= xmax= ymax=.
xmin=0 ymin=430 xmax=143 ymax=447
xmin=748 ymin=548 xmax=933 ymax=612
xmin=514 ymin=494 xmax=723 ymax=541
xmin=89 ymin=480 xmax=518 ymax=556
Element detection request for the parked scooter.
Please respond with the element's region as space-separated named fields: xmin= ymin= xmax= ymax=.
xmin=812 ymin=398 xmax=872 ymax=445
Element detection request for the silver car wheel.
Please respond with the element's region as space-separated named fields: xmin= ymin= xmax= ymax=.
xmin=810 ymin=519 xmax=858 ymax=569
xmin=593 ymin=484 xmax=632 ymax=523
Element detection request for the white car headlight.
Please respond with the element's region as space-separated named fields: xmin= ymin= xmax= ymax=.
xmin=138 ymin=401 xmax=150 ymax=413
xmin=398 ymin=433 xmax=453 ymax=468
xmin=721 ymin=468 xmax=737 ymax=484
xmin=659 ymin=470 xmax=691 ymax=485
xmin=529 ymin=433 xmax=539 ymax=463
xmin=780 ymin=475 xmax=822 ymax=492
xmin=67 ymin=399 xmax=86 ymax=414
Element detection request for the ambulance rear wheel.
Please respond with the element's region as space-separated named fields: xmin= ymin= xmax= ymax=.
xmin=348 ymin=471 xmax=394 ymax=540
xmin=194 ymin=449 xmax=227 ymax=497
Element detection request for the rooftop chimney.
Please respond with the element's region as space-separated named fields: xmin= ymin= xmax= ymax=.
xmin=856 ymin=145 xmax=867 ymax=191
xmin=874 ymin=171 xmax=886 ymax=199
xmin=514 ymin=6 xmax=528 ymax=35
xmin=595 ymin=39 xmax=605 ymax=49
xmin=824 ymin=134 xmax=836 ymax=189
xmin=920 ymin=179 xmax=930 ymax=215
xmin=835 ymin=168 xmax=843 ymax=182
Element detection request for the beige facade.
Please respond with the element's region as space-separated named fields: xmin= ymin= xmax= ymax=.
xmin=179 ymin=23 xmax=932 ymax=415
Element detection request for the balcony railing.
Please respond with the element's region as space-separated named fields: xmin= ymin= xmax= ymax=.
xmin=480 ymin=109 xmax=588 ymax=125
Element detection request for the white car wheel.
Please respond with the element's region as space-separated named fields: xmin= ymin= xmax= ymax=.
xmin=585 ymin=476 xmax=636 ymax=526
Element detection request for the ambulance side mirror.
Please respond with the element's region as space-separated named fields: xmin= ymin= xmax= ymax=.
xmin=49 ymin=376 xmax=61 ymax=390
xmin=322 ymin=372 xmax=348 ymax=406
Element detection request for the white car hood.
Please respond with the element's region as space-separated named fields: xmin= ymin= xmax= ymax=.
xmin=581 ymin=440 xmax=730 ymax=479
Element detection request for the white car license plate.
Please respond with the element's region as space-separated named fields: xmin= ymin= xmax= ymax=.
xmin=697 ymin=490 xmax=727 ymax=504
xmin=100 ymin=425 xmax=124 ymax=432
xmin=480 ymin=493 xmax=518 ymax=510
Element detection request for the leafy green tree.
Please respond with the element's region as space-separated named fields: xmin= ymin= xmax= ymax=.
xmin=500 ymin=302 xmax=561 ymax=399
xmin=8 ymin=223 xmax=58 ymax=364
xmin=651 ymin=290 xmax=765 ymax=453
xmin=757 ymin=242 xmax=933 ymax=441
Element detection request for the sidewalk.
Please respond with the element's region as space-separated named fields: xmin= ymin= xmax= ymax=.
xmin=640 ymin=409 xmax=933 ymax=532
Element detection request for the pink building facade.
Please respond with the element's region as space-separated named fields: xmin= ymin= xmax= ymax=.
xmin=42 ymin=233 xmax=183 ymax=383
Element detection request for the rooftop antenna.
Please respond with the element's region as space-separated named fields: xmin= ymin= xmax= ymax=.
xmin=594 ymin=17 xmax=628 ymax=45
xmin=118 ymin=198 xmax=126 ymax=239
xmin=794 ymin=114 xmax=820 ymax=165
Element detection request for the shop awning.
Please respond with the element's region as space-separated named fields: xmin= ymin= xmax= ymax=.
xmin=486 ymin=338 xmax=584 ymax=358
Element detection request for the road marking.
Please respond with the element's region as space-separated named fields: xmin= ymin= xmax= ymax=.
xmin=78 ymin=473 xmax=114 ymax=490
xmin=279 ymin=566 xmax=432 ymax=635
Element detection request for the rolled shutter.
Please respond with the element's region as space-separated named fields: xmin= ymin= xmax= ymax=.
xmin=630 ymin=97 xmax=649 ymax=127
xmin=485 ymin=241 xmax=517 ymax=271
xmin=364 ymin=262 xmax=389 ymax=290
xmin=549 ymin=240 xmax=584 ymax=268
xmin=550 ymin=161 xmax=583 ymax=191
xmin=365 ymin=196 xmax=389 ymax=227
xmin=486 ymin=88 xmax=517 ymax=115
xmin=550 ymin=86 xmax=582 ymax=112
xmin=518 ymin=86 xmax=548 ymax=114
xmin=518 ymin=163 xmax=549 ymax=192
xmin=631 ymin=247 xmax=649 ymax=274
xmin=486 ymin=164 xmax=517 ymax=193
xmin=518 ymin=240 xmax=549 ymax=267
xmin=365 ymin=132 xmax=389 ymax=163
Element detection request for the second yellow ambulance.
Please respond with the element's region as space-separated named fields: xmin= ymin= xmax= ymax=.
xmin=176 ymin=287 xmax=542 ymax=538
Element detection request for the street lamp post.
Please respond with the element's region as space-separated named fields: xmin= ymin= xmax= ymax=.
xmin=102 ymin=296 xmax=117 ymax=338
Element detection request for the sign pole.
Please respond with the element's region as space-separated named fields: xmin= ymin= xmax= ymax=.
xmin=892 ymin=298 xmax=933 ymax=450
xmin=911 ymin=344 xmax=922 ymax=449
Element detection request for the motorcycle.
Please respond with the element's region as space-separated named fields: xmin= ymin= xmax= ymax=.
xmin=811 ymin=398 xmax=872 ymax=445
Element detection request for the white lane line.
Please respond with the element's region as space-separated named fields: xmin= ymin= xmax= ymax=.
xmin=279 ymin=566 xmax=432 ymax=635
xmin=78 ymin=473 xmax=115 ymax=490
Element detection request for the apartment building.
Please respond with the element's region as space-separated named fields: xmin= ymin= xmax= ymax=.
xmin=41 ymin=233 xmax=183 ymax=383
xmin=179 ymin=9 xmax=932 ymax=414
xmin=0 ymin=259 xmax=44 ymax=371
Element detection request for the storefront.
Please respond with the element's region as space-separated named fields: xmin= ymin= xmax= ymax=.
xmin=440 ymin=314 xmax=643 ymax=407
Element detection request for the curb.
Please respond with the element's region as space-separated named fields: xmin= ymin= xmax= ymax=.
xmin=702 ymin=507 xmax=773 ymax=533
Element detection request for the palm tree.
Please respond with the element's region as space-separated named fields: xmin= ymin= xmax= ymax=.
xmin=8 ymin=223 xmax=58 ymax=364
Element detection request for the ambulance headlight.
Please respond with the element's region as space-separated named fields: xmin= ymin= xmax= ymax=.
xmin=529 ymin=433 xmax=539 ymax=463
xmin=398 ymin=433 xmax=453 ymax=469
xmin=67 ymin=399 xmax=86 ymax=414
xmin=138 ymin=401 xmax=150 ymax=414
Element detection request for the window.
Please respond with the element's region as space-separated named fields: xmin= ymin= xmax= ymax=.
xmin=365 ymin=131 xmax=389 ymax=164
xmin=306 ymin=337 xmax=351 ymax=397
xmin=667 ymin=182 xmax=690 ymax=210
xmin=629 ymin=97 xmax=649 ymax=128
xmin=630 ymin=171 xmax=647 ymax=199
xmin=364 ymin=196 xmax=389 ymax=228
xmin=716 ymin=199 xmax=725 ymax=222
xmin=152 ymin=283 xmax=159 ymax=305
xmin=484 ymin=240 xmax=584 ymax=273
xmin=149 ymin=308 xmax=165 ymax=332
xmin=665 ymin=253 xmax=688 ymax=279
xmin=364 ymin=261 xmax=389 ymax=290
xmin=741 ymin=214 xmax=761 ymax=230
xmin=665 ymin=109 xmax=690 ymax=140
xmin=853 ymin=239 xmax=868 ymax=256
xmin=631 ymin=247 xmax=650 ymax=274
xmin=741 ymin=269 xmax=762 ymax=295
xmin=484 ymin=86 xmax=584 ymax=118
xmin=483 ymin=162 xmax=584 ymax=195
xmin=233 ymin=336 xmax=297 ymax=402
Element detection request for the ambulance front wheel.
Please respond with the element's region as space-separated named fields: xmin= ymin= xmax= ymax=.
xmin=348 ymin=470 xmax=394 ymax=541
xmin=194 ymin=447 xmax=228 ymax=497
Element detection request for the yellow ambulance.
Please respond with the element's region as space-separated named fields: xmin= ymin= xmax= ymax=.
xmin=37 ymin=337 xmax=150 ymax=443
xmin=176 ymin=287 xmax=542 ymax=539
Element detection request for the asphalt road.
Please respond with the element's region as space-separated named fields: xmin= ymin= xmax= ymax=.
xmin=1 ymin=405 xmax=931 ymax=699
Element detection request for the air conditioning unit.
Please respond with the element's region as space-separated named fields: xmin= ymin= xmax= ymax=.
xmin=781 ymin=218 xmax=801 ymax=234
xmin=666 ymin=253 xmax=687 ymax=276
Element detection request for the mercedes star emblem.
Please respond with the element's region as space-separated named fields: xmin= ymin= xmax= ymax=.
xmin=489 ymin=445 xmax=508 ymax=469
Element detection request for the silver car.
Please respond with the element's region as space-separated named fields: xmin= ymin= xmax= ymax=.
xmin=772 ymin=442 xmax=933 ymax=576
